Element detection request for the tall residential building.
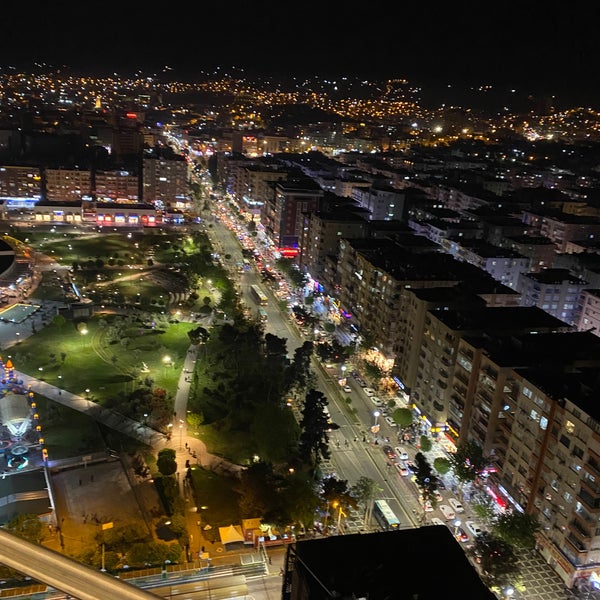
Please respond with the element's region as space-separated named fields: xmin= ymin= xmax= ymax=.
xmin=0 ymin=165 xmax=42 ymax=199
xmin=453 ymin=331 xmax=600 ymax=588
xmin=142 ymin=153 xmax=189 ymax=207
xmin=350 ymin=183 xmax=407 ymax=220
xmin=262 ymin=178 xmax=323 ymax=254
xmin=230 ymin=162 xmax=288 ymax=221
xmin=44 ymin=168 xmax=92 ymax=202
xmin=576 ymin=289 xmax=600 ymax=336
xmin=94 ymin=169 xmax=139 ymax=203
xmin=298 ymin=204 xmax=369 ymax=287
xmin=517 ymin=268 xmax=589 ymax=326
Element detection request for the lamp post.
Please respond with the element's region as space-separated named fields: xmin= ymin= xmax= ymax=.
xmin=179 ymin=420 xmax=184 ymax=450
xmin=323 ymin=500 xmax=330 ymax=535
xmin=453 ymin=518 xmax=462 ymax=539
xmin=373 ymin=411 xmax=380 ymax=427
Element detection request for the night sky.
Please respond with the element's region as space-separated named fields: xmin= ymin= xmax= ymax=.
xmin=3 ymin=1 xmax=600 ymax=106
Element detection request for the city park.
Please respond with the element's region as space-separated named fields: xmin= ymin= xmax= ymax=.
xmin=0 ymin=224 xmax=541 ymax=593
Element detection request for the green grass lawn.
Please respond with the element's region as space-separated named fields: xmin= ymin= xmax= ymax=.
xmin=9 ymin=314 xmax=196 ymax=403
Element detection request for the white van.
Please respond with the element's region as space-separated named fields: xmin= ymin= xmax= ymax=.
xmin=439 ymin=504 xmax=455 ymax=521
xmin=448 ymin=497 xmax=464 ymax=513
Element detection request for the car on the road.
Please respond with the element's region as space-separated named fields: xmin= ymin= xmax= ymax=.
xmin=433 ymin=489 xmax=443 ymax=502
xmin=395 ymin=463 xmax=410 ymax=477
xmin=466 ymin=521 xmax=483 ymax=537
xmin=439 ymin=504 xmax=456 ymax=521
xmin=394 ymin=447 xmax=409 ymax=461
xmin=364 ymin=387 xmax=376 ymax=397
xmin=448 ymin=498 xmax=465 ymax=513
xmin=384 ymin=416 xmax=397 ymax=427
xmin=342 ymin=385 xmax=352 ymax=393
xmin=455 ymin=526 xmax=469 ymax=543
xmin=382 ymin=445 xmax=396 ymax=460
xmin=421 ymin=498 xmax=434 ymax=512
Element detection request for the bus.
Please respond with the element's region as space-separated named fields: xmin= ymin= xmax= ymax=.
xmin=373 ymin=499 xmax=400 ymax=531
xmin=250 ymin=284 xmax=268 ymax=306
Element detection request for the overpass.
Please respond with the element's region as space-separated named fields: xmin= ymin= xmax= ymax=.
xmin=0 ymin=529 xmax=159 ymax=600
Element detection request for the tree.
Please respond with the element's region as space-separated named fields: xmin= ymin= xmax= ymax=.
xmin=287 ymin=341 xmax=314 ymax=391
xmin=350 ymin=476 xmax=382 ymax=529
xmin=5 ymin=513 xmax=44 ymax=544
xmin=298 ymin=389 xmax=331 ymax=466
xmin=449 ymin=439 xmax=487 ymax=484
xmin=472 ymin=531 xmax=520 ymax=589
xmin=419 ymin=435 xmax=432 ymax=452
xmin=493 ymin=511 xmax=540 ymax=549
xmin=433 ymin=456 xmax=451 ymax=475
xmin=413 ymin=452 xmax=439 ymax=506
xmin=188 ymin=326 xmax=209 ymax=345
xmin=157 ymin=448 xmax=177 ymax=477
xmin=321 ymin=476 xmax=358 ymax=531
xmin=393 ymin=407 xmax=413 ymax=428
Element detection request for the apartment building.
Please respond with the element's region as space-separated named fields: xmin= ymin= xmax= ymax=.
xmin=94 ymin=169 xmax=139 ymax=203
xmin=45 ymin=168 xmax=92 ymax=202
xmin=576 ymin=289 xmax=600 ymax=336
xmin=502 ymin=235 xmax=556 ymax=272
xmin=414 ymin=306 xmax=568 ymax=436
xmin=336 ymin=238 xmax=459 ymax=358
xmin=517 ymin=268 xmax=589 ymax=326
xmin=522 ymin=209 xmax=600 ymax=253
xmin=453 ymin=331 xmax=600 ymax=588
xmin=229 ymin=162 xmax=287 ymax=221
xmin=261 ymin=178 xmax=322 ymax=254
xmin=446 ymin=239 xmax=530 ymax=289
xmin=350 ymin=183 xmax=407 ymax=221
xmin=298 ymin=205 xmax=369 ymax=287
xmin=0 ymin=165 xmax=42 ymax=199
xmin=142 ymin=153 xmax=189 ymax=207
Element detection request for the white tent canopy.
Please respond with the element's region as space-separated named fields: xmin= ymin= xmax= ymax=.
xmin=218 ymin=524 xmax=244 ymax=545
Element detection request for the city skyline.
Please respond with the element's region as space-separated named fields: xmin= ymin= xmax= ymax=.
xmin=2 ymin=1 xmax=599 ymax=107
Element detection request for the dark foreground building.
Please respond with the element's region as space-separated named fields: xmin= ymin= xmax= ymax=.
xmin=282 ymin=526 xmax=496 ymax=600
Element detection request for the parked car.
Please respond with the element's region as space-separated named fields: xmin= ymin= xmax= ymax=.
xmin=448 ymin=498 xmax=465 ymax=513
xmin=455 ymin=526 xmax=469 ymax=543
xmin=430 ymin=517 xmax=445 ymax=526
xmin=405 ymin=460 xmax=416 ymax=472
xmin=342 ymin=385 xmax=352 ymax=393
xmin=370 ymin=396 xmax=383 ymax=406
xmin=439 ymin=504 xmax=456 ymax=521
xmin=394 ymin=447 xmax=409 ymax=461
xmin=433 ymin=489 xmax=443 ymax=502
xmin=364 ymin=387 xmax=376 ymax=397
xmin=384 ymin=415 xmax=397 ymax=427
xmin=466 ymin=521 xmax=483 ymax=537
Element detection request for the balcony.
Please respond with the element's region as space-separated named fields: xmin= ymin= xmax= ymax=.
xmin=566 ymin=533 xmax=588 ymax=554
xmin=577 ymin=488 xmax=600 ymax=511
xmin=570 ymin=517 xmax=592 ymax=540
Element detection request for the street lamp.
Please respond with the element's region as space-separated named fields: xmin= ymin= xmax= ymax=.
xmin=453 ymin=518 xmax=462 ymax=538
xmin=502 ymin=586 xmax=514 ymax=598
xmin=179 ymin=420 xmax=184 ymax=450
xmin=373 ymin=411 xmax=380 ymax=427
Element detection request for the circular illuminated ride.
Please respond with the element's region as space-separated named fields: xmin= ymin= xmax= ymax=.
xmin=0 ymin=356 xmax=46 ymax=471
